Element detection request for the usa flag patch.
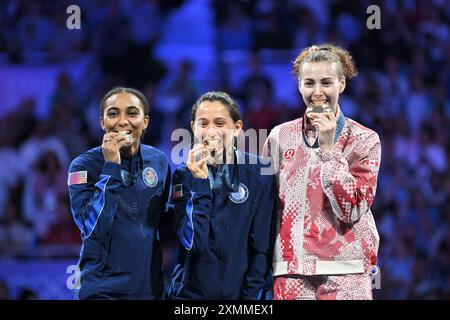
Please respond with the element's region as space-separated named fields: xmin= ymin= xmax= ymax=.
xmin=68 ymin=171 xmax=87 ymax=185
xmin=172 ymin=184 xmax=183 ymax=199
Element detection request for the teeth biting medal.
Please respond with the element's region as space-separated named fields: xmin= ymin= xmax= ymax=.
xmin=204 ymin=139 xmax=219 ymax=157
xmin=119 ymin=131 xmax=133 ymax=143
xmin=306 ymin=100 xmax=333 ymax=116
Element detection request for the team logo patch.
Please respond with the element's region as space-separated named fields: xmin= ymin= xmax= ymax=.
xmin=142 ymin=167 xmax=158 ymax=187
xmin=229 ymin=183 xmax=249 ymax=204
xmin=284 ymin=148 xmax=295 ymax=160
xmin=68 ymin=171 xmax=87 ymax=185
xmin=172 ymin=184 xmax=183 ymax=199
xmin=364 ymin=159 xmax=380 ymax=172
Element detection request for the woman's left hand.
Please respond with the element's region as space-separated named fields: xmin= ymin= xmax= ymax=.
xmin=310 ymin=111 xmax=337 ymax=152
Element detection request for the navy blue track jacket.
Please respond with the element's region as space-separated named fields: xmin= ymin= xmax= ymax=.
xmin=167 ymin=151 xmax=276 ymax=299
xmin=67 ymin=144 xmax=170 ymax=299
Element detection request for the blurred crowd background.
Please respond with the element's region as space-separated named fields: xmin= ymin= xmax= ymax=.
xmin=0 ymin=0 xmax=449 ymax=300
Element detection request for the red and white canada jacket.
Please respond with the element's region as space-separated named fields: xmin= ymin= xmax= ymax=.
xmin=263 ymin=109 xmax=381 ymax=276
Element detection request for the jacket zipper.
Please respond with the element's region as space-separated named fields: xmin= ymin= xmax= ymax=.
xmin=297 ymin=150 xmax=315 ymax=273
xmin=218 ymin=195 xmax=224 ymax=299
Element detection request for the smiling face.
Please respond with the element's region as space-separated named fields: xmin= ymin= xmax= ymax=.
xmin=100 ymin=92 xmax=149 ymax=151
xmin=191 ymin=100 xmax=242 ymax=162
xmin=299 ymin=61 xmax=346 ymax=116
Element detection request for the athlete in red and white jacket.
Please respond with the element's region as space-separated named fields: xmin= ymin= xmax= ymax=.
xmin=263 ymin=44 xmax=381 ymax=300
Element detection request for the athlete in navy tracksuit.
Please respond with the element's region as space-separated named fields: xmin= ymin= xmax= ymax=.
xmin=67 ymin=87 xmax=170 ymax=299
xmin=166 ymin=91 xmax=277 ymax=299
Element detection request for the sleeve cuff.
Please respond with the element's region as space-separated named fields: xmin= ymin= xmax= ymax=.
xmin=190 ymin=177 xmax=212 ymax=194
xmin=101 ymin=161 xmax=122 ymax=181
